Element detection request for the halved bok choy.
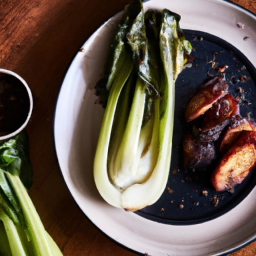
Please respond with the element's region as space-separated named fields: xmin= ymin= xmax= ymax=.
xmin=94 ymin=0 xmax=192 ymax=211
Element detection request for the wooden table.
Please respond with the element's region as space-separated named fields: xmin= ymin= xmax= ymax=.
xmin=0 ymin=0 xmax=255 ymax=255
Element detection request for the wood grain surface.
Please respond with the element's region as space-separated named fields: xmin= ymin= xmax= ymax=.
xmin=0 ymin=0 xmax=255 ymax=255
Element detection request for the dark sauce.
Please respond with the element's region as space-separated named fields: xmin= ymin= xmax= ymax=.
xmin=0 ymin=74 xmax=30 ymax=136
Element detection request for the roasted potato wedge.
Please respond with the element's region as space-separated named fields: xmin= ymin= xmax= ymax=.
xmin=211 ymin=131 xmax=256 ymax=191
xmin=183 ymin=131 xmax=216 ymax=169
xmin=219 ymin=116 xmax=256 ymax=153
xmin=185 ymin=77 xmax=228 ymax=122
xmin=201 ymin=94 xmax=239 ymax=131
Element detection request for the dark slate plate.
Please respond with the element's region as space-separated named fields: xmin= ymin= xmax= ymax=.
xmin=136 ymin=30 xmax=256 ymax=225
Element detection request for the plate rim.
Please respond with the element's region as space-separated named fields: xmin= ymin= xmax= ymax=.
xmin=52 ymin=0 xmax=256 ymax=255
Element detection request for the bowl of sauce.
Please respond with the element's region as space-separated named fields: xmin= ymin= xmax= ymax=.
xmin=0 ymin=69 xmax=33 ymax=140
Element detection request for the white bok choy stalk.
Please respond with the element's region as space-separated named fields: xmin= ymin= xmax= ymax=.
xmin=94 ymin=0 xmax=192 ymax=211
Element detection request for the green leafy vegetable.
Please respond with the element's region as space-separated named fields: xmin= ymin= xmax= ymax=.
xmin=95 ymin=0 xmax=142 ymax=107
xmin=94 ymin=1 xmax=192 ymax=211
xmin=0 ymin=131 xmax=63 ymax=256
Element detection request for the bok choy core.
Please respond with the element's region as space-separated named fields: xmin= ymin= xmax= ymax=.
xmin=0 ymin=131 xmax=63 ymax=256
xmin=94 ymin=0 xmax=192 ymax=211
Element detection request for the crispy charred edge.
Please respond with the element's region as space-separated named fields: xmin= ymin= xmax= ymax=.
xmin=219 ymin=116 xmax=256 ymax=153
xmin=185 ymin=77 xmax=228 ymax=122
xmin=211 ymin=131 xmax=256 ymax=191
xmin=183 ymin=131 xmax=216 ymax=169
xmin=201 ymin=94 xmax=240 ymax=131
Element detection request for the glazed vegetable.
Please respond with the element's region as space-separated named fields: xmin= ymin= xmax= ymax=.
xmin=219 ymin=116 xmax=256 ymax=153
xmin=201 ymin=94 xmax=239 ymax=131
xmin=0 ymin=131 xmax=62 ymax=256
xmin=183 ymin=86 xmax=240 ymax=169
xmin=185 ymin=77 xmax=228 ymax=122
xmin=94 ymin=0 xmax=191 ymax=211
xmin=183 ymin=131 xmax=216 ymax=169
xmin=193 ymin=94 xmax=240 ymax=144
xmin=211 ymin=131 xmax=256 ymax=191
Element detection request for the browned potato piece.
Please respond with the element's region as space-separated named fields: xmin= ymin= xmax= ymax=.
xmin=190 ymin=95 xmax=239 ymax=144
xmin=211 ymin=131 xmax=256 ymax=191
xmin=183 ymin=131 xmax=216 ymax=169
xmin=219 ymin=116 xmax=256 ymax=153
xmin=185 ymin=77 xmax=228 ymax=122
xmin=201 ymin=94 xmax=240 ymax=131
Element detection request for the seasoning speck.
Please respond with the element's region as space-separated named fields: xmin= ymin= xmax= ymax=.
xmin=79 ymin=48 xmax=85 ymax=52
xmin=166 ymin=187 xmax=173 ymax=193
xmin=184 ymin=63 xmax=192 ymax=68
xmin=218 ymin=65 xmax=228 ymax=73
xmin=179 ymin=204 xmax=184 ymax=209
xmin=240 ymin=75 xmax=245 ymax=83
xmin=236 ymin=87 xmax=244 ymax=94
xmin=212 ymin=196 xmax=219 ymax=207
xmin=244 ymin=36 xmax=250 ymax=41
xmin=202 ymin=190 xmax=208 ymax=196
xmin=233 ymin=77 xmax=240 ymax=84
xmin=161 ymin=208 xmax=164 ymax=211
xmin=247 ymin=112 xmax=252 ymax=120
xmin=237 ymin=22 xmax=245 ymax=29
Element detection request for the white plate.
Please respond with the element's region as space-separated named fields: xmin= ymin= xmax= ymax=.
xmin=53 ymin=0 xmax=256 ymax=255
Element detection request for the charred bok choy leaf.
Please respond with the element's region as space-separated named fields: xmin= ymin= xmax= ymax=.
xmin=94 ymin=0 xmax=192 ymax=211
xmin=0 ymin=131 xmax=62 ymax=256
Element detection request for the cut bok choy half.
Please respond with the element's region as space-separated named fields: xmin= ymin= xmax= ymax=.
xmin=94 ymin=0 xmax=192 ymax=211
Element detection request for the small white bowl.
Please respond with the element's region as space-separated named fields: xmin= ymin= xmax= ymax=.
xmin=0 ymin=69 xmax=33 ymax=140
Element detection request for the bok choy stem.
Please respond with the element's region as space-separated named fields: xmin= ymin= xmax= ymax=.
xmin=6 ymin=173 xmax=52 ymax=256
xmin=0 ymin=208 xmax=27 ymax=256
xmin=113 ymin=77 xmax=146 ymax=188
xmin=108 ymin=72 xmax=134 ymax=184
xmin=94 ymin=55 xmax=133 ymax=207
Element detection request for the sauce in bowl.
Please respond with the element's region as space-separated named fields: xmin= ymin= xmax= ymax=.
xmin=0 ymin=73 xmax=30 ymax=136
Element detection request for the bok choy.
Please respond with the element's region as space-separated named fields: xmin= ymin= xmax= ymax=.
xmin=0 ymin=131 xmax=62 ymax=256
xmin=94 ymin=0 xmax=192 ymax=211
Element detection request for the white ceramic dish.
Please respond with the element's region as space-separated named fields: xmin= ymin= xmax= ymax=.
xmin=0 ymin=69 xmax=33 ymax=140
xmin=53 ymin=0 xmax=256 ymax=255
